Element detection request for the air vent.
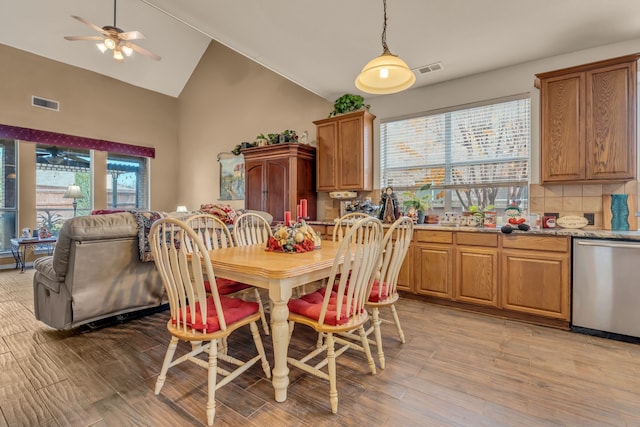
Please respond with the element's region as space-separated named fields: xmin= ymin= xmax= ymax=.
xmin=414 ymin=62 xmax=444 ymax=75
xmin=31 ymin=96 xmax=59 ymax=111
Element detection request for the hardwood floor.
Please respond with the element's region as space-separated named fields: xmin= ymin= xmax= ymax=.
xmin=1 ymin=268 xmax=639 ymax=426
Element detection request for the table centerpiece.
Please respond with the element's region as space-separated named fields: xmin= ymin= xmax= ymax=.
xmin=266 ymin=221 xmax=320 ymax=253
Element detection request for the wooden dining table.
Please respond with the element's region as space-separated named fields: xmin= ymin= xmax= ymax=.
xmin=207 ymin=240 xmax=342 ymax=403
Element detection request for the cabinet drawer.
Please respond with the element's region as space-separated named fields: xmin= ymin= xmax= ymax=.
xmin=456 ymin=232 xmax=498 ymax=247
xmin=415 ymin=230 xmax=453 ymax=244
xmin=501 ymin=234 xmax=569 ymax=252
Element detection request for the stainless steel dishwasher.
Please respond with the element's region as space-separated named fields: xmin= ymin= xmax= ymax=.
xmin=573 ymin=238 xmax=640 ymax=341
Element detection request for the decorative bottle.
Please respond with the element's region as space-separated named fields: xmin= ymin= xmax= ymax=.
xmin=610 ymin=194 xmax=629 ymax=231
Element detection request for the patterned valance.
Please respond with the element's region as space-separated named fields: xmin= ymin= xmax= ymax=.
xmin=0 ymin=123 xmax=155 ymax=158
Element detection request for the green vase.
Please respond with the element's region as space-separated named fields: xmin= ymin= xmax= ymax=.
xmin=610 ymin=194 xmax=629 ymax=231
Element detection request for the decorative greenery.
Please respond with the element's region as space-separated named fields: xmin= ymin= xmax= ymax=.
xmin=232 ymin=130 xmax=299 ymax=155
xmin=401 ymin=184 xmax=434 ymax=213
xmin=469 ymin=204 xmax=495 ymax=213
xmin=329 ymin=94 xmax=370 ymax=117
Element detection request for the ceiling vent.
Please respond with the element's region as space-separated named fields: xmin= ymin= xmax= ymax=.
xmin=31 ymin=96 xmax=60 ymax=111
xmin=414 ymin=62 xmax=444 ymax=75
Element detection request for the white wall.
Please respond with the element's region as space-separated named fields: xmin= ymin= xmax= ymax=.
xmin=366 ymin=37 xmax=640 ymax=189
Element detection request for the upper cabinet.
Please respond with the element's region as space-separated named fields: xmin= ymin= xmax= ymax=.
xmin=313 ymin=110 xmax=375 ymax=191
xmin=537 ymin=54 xmax=639 ymax=183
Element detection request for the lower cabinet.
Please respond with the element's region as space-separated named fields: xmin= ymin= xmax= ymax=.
xmin=406 ymin=230 xmax=571 ymax=325
xmin=454 ymin=232 xmax=498 ymax=306
xmin=413 ymin=230 xmax=453 ymax=298
xmin=396 ymin=248 xmax=413 ymax=292
xmin=501 ymin=235 xmax=570 ymax=320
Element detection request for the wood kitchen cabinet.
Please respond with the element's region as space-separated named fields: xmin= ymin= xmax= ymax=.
xmin=313 ymin=110 xmax=375 ymax=191
xmin=501 ymin=235 xmax=570 ymax=320
xmin=537 ymin=54 xmax=638 ymax=183
xmin=454 ymin=232 xmax=499 ymax=307
xmin=243 ymin=144 xmax=316 ymax=223
xmin=413 ymin=230 xmax=453 ymax=298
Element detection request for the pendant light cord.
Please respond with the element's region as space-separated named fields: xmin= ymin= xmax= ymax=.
xmin=113 ymin=0 xmax=117 ymax=27
xmin=381 ymin=0 xmax=390 ymax=55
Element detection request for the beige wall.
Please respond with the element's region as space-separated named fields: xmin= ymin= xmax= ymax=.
xmin=0 ymin=44 xmax=179 ymax=230
xmin=177 ymin=41 xmax=331 ymax=212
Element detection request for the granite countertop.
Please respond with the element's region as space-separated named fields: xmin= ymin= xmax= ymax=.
xmin=307 ymin=220 xmax=640 ymax=241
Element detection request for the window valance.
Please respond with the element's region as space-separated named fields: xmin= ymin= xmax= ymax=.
xmin=0 ymin=124 xmax=155 ymax=158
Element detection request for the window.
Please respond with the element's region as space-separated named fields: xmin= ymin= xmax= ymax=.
xmin=380 ymin=95 xmax=530 ymax=216
xmin=0 ymin=139 xmax=17 ymax=252
xmin=36 ymin=144 xmax=91 ymax=233
xmin=107 ymin=153 xmax=149 ymax=209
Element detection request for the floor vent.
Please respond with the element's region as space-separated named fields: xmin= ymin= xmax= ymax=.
xmin=414 ymin=62 xmax=444 ymax=74
xmin=31 ymin=96 xmax=60 ymax=111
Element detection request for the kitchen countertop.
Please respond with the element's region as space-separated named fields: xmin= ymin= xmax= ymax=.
xmin=307 ymin=220 xmax=640 ymax=241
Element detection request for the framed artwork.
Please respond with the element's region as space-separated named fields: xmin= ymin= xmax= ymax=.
xmin=218 ymin=153 xmax=245 ymax=200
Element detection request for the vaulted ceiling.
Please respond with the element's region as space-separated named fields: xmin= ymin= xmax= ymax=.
xmin=2 ymin=0 xmax=640 ymax=100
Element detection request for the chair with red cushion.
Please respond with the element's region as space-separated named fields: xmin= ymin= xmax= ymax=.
xmin=364 ymin=216 xmax=414 ymax=369
xmin=286 ymin=216 xmax=383 ymax=414
xmin=149 ymin=217 xmax=271 ymax=426
xmin=332 ymin=212 xmax=370 ymax=242
xmin=233 ymin=212 xmax=273 ymax=246
xmin=330 ymin=216 xmax=414 ymax=369
xmin=187 ymin=214 xmax=269 ymax=335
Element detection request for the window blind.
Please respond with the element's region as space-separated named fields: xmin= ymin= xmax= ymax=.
xmin=381 ymin=96 xmax=530 ymax=191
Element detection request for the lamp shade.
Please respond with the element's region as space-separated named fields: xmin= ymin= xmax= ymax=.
xmin=63 ymin=184 xmax=84 ymax=199
xmin=355 ymin=52 xmax=416 ymax=94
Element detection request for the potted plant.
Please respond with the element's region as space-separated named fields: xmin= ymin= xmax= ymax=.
xmin=401 ymin=184 xmax=433 ymax=224
xmin=467 ymin=204 xmax=495 ymax=228
xmin=328 ymin=94 xmax=371 ymax=117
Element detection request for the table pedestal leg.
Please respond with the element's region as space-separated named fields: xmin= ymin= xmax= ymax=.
xmin=269 ymin=285 xmax=292 ymax=402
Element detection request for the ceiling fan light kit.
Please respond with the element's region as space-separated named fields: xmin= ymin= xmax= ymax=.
xmin=355 ymin=0 xmax=415 ymax=95
xmin=64 ymin=0 xmax=161 ymax=63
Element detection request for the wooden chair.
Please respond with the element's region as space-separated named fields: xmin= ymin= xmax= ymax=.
xmin=187 ymin=214 xmax=270 ymax=335
xmin=332 ymin=212 xmax=370 ymax=242
xmin=286 ymin=216 xmax=384 ymax=413
xmin=149 ymin=217 xmax=271 ymax=426
xmin=364 ymin=216 xmax=414 ymax=369
xmin=233 ymin=212 xmax=273 ymax=246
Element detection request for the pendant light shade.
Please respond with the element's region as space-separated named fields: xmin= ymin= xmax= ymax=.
xmin=355 ymin=0 xmax=415 ymax=95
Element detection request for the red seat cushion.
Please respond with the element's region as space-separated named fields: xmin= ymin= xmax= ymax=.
xmin=288 ymin=288 xmax=350 ymax=326
xmin=174 ymin=296 xmax=259 ymax=332
xmin=204 ymin=278 xmax=252 ymax=294
xmin=368 ymin=280 xmax=391 ymax=302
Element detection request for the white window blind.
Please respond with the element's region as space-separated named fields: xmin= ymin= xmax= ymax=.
xmin=381 ymin=96 xmax=530 ymax=193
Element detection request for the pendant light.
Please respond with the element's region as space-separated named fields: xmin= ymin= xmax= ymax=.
xmin=355 ymin=0 xmax=415 ymax=94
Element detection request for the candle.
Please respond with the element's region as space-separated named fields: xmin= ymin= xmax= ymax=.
xmin=297 ymin=204 xmax=302 ymax=220
xmin=301 ymin=199 xmax=308 ymax=218
xmin=284 ymin=211 xmax=291 ymax=227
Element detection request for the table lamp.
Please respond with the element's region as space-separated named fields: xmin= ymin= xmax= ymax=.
xmin=63 ymin=184 xmax=84 ymax=217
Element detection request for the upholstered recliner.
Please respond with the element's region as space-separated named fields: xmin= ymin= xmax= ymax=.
xmin=33 ymin=212 xmax=165 ymax=330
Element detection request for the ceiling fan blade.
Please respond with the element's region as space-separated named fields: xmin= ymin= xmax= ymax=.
xmin=127 ymin=43 xmax=161 ymax=61
xmin=64 ymin=35 xmax=104 ymax=41
xmin=71 ymin=15 xmax=106 ymax=34
xmin=119 ymin=30 xmax=145 ymax=41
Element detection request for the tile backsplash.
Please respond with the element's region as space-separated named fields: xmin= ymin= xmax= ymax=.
xmin=529 ymin=180 xmax=639 ymax=229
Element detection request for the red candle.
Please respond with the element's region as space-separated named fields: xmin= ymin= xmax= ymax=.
xmin=284 ymin=211 xmax=291 ymax=227
xmin=301 ymin=199 xmax=308 ymax=218
xmin=297 ymin=204 xmax=302 ymax=220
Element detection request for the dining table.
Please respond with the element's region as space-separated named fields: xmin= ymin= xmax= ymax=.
xmin=206 ymin=240 xmax=342 ymax=403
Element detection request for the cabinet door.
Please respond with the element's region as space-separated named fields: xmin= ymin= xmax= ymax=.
xmin=540 ymin=72 xmax=585 ymax=182
xmin=414 ymin=244 xmax=452 ymax=298
xmin=396 ymin=248 xmax=412 ymax=292
xmin=501 ymin=249 xmax=570 ymax=320
xmin=585 ymin=61 xmax=637 ymax=180
xmin=455 ymin=246 xmax=498 ymax=307
xmin=338 ymin=115 xmax=364 ymax=190
xmin=265 ymin=159 xmax=288 ymax=222
xmin=316 ymin=122 xmax=337 ymax=191
xmin=245 ymin=161 xmax=265 ymax=212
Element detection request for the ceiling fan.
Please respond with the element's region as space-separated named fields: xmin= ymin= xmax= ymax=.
xmin=36 ymin=146 xmax=89 ymax=166
xmin=64 ymin=0 xmax=161 ymax=63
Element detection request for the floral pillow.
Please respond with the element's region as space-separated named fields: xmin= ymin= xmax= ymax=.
xmin=199 ymin=203 xmax=237 ymax=224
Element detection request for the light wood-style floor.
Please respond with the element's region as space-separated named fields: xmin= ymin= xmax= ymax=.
xmin=1 ymin=268 xmax=640 ymax=427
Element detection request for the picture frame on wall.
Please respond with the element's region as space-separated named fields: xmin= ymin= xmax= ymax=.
xmin=218 ymin=152 xmax=245 ymax=200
